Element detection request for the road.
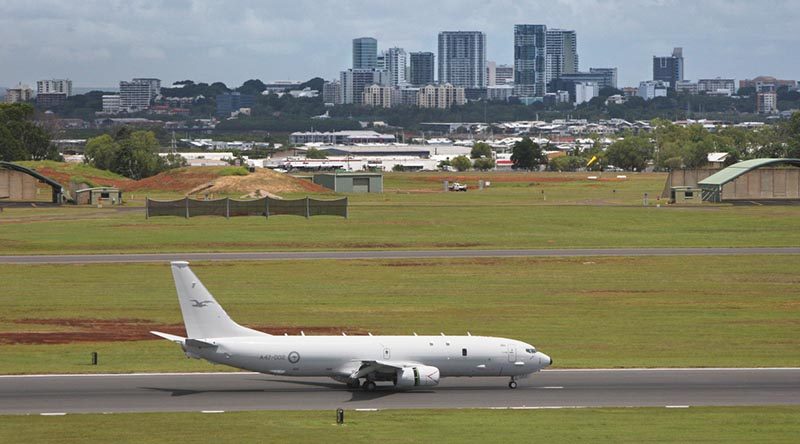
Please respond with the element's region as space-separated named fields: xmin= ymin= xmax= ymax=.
xmin=1 ymin=247 xmax=799 ymax=264
xmin=1 ymin=368 xmax=798 ymax=414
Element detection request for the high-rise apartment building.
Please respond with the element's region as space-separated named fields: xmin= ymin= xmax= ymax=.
xmin=653 ymin=47 xmax=684 ymax=89
xmin=132 ymin=78 xmax=161 ymax=99
xmin=589 ymin=68 xmax=617 ymax=89
xmin=353 ymin=37 xmax=378 ymax=69
xmin=385 ymin=47 xmax=408 ymax=87
xmin=514 ymin=24 xmax=547 ymax=98
xmin=340 ymin=69 xmax=387 ymax=105
xmin=438 ymin=31 xmax=486 ymax=88
xmin=496 ymin=65 xmax=514 ymax=85
xmin=36 ymin=79 xmax=72 ymax=97
xmin=102 ymin=95 xmax=122 ymax=114
xmin=322 ymin=80 xmax=342 ymax=105
xmin=409 ymin=52 xmax=435 ymax=86
xmin=362 ymin=84 xmax=394 ymax=108
xmin=119 ymin=80 xmax=152 ymax=112
xmin=756 ymin=92 xmax=778 ymax=114
xmin=545 ymin=29 xmax=578 ymax=91
xmin=3 ymin=84 xmax=34 ymax=103
xmin=417 ymin=83 xmax=466 ymax=109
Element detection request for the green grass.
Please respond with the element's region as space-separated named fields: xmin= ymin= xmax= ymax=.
xmin=1 ymin=256 xmax=798 ymax=374
xmin=16 ymin=160 xmax=129 ymax=182
xmin=3 ymin=171 xmax=800 ymax=254
xmin=215 ymin=166 xmax=249 ymax=177
xmin=1 ymin=407 xmax=798 ymax=443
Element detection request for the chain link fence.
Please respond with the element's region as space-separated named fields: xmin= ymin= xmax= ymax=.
xmin=146 ymin=197 xmax=348 ymax=219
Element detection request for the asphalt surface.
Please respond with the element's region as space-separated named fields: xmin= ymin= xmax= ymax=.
xmin=1 ymin=247 xmax=799 ymax=264
xmin=1 ymin=368 xmax=798 ymax=414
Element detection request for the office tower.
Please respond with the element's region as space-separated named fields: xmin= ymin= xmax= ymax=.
xmin=340 ymin=69 xmax=387 ymax=105
xmin=385 ymin=47 xmax=408 ymax=86
xmin=216 ymin=92 xmax=255 ymax=116
xmin=514 ymin=24 xmax=547 ymax=97
xmin=545 ymin=29 xmax=578 ymax=91
xmin=653 ymin=47 xmax=684 ymax=89
xmin=353 ymin=37 xmax=378 ymax=69
xmin=438 ymin=31 xmax=486 ymax=88
xmin=409 ymin=52 xmax=435 ymax=86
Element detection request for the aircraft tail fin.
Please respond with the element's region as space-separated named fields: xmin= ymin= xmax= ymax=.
xmin=170 ymin=261 xmax=268 ymax=339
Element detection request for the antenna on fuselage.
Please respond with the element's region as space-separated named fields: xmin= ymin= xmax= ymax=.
xmin=467 ymin=332 xmax=472 ymax=336
xmin=284 ymin=333 xmax=288 ymax=336
xmin=342 ymin=332 xmax=347 ymax=336
xmin=368 ymin=332 xmax=373 ymax=336
xmin=413 ymin=332 xmax=417 ymax=336
xmin=440 ymin=332 xmax=445 ymax=336
xmin=300 ymin=331 xmax=305 ymax=336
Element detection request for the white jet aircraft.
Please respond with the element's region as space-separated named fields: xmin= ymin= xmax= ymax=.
xmin=153 ymin=261 xmax=552 ymax=390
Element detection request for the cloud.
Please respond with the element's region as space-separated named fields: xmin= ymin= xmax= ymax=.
xmin=0 ymin=0 xmax=798 ymax=87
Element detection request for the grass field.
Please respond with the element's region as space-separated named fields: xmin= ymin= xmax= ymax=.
xmin=1 ymin=407 xmax=798 ymax=443
xmin=1 ymin=256 xmax=797 ymax=374
xmin=2 ymin=172 xmax=800 ymax=254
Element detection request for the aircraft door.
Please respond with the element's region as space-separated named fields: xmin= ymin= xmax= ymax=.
xmin=383 ymin=347 xmax=391 ymax=360
xmin=507 ymin=346 xmax=516 ymax=363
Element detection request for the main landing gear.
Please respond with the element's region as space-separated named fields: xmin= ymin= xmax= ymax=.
xmin=347 ymin=379 xmax=361 ymax=389
xmin=363 ymin=381 xmax=377 ymax=391
xmin=508 ymin=378 xmax=518 ymax=389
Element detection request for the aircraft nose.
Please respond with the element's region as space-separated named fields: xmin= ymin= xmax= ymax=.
xmin=539 ymin=353 xmax=552 ymax=368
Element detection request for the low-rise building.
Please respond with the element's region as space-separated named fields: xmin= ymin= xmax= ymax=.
xmin=698 ymin=78 xmax=735 ymax=95
xmin=638 ymin=80 xmax=669 ymax=100
xmin=289 ymin=130 xmax=396 ymax=145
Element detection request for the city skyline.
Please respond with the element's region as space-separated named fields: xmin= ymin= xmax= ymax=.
xmin=1 ymin=0 xmax=799 ymax=89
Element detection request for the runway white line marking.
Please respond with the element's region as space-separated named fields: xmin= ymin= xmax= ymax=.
xmin=355 ymin=409 xmax=379 ymax=412
xmin=539 ymin=386 xmax=564 ymax=389
xmin=40 ymin=413 xmax=66 ymax=416
xmin=665 ymin=405 xmax=690 ymax=408
xmin=201 ymin=410 xmax=225 ymax=414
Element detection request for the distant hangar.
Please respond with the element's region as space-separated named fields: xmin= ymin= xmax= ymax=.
xmin=664 ymin=158 xmax=800 ymax=203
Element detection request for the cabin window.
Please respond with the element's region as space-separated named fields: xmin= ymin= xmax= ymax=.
xmin=462 ymin=348 xmax=468 ymax=357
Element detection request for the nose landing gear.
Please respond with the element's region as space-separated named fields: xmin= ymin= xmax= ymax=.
xmin=508 ymin=377 xmax=518 ymax=389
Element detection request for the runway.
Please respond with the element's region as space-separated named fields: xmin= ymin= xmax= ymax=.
xmin=1 ymin=247 xmax=799 ymax=264
xmin=1 ymin=368 xmax=798 ymax=414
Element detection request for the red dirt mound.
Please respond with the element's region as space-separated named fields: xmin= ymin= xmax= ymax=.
xmin=4 ymin=318 xmax=366 ymax=344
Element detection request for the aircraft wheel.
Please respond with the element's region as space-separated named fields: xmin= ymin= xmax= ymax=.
xmin=508 ymin=380 xmax=518 ymax=389
xmin=363 ymin=381 xmax=377 ymax=392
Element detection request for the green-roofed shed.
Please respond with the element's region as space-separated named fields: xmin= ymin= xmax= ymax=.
xmin=697 ymin=158 xmax=800 ymax=202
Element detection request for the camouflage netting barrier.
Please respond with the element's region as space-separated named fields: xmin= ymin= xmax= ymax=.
xmin=146 ymin=197 xmax=189 ymax=218
xmin=146 ymin=197 xmax=347 ymax=219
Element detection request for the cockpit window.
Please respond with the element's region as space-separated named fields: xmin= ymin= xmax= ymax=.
xmin=525 ymin=348 xmax=536 ymax=354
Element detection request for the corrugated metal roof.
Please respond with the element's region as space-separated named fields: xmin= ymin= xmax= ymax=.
xmin=697 ymin=158 xmax=800 ymax=187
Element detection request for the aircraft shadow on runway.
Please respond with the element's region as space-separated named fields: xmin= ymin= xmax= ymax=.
xmin=139 ymin=378 xmax=437 ymax=402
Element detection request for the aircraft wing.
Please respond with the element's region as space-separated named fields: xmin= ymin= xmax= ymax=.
xmin=349 ymin=360 xmax=419 ymax=379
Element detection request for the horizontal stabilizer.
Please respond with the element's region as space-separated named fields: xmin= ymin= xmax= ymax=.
xmin=151 ymin=331 xmax=185 ymax=343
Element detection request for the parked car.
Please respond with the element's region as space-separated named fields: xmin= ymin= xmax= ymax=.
xmin=448 ymin=182 xmax=468 ymax=192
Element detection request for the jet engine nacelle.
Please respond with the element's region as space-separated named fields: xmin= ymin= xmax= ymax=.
xmin=395 ymin=365 xmax=440 ymax=388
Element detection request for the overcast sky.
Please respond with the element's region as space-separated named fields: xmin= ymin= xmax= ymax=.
xmin=1 ymin=0 xmax=798 ymax=89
